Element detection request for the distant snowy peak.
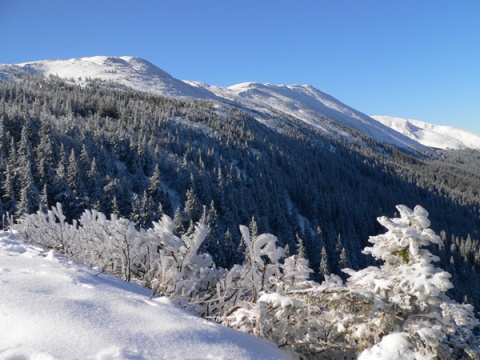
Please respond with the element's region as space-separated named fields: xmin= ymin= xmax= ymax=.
xmin=0 ymin=56 xmax=216 ymax=99
xmin=371 ymin=116 xmax=480 ymax=150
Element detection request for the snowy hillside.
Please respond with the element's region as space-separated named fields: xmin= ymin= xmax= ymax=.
xmin=0 ymin=232 xmax=291 ymax=360
xmin=0 ymin=56 xmax=429 ymax=153
xmin=372 ymin=115 xmax=480 ymax=150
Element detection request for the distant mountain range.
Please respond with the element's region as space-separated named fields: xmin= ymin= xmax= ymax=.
xmin=1 ymin=56 xmax=478 ymax=152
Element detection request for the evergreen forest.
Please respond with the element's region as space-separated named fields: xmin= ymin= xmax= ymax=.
xmin=1 ymin=74 xmax=480 ymax=312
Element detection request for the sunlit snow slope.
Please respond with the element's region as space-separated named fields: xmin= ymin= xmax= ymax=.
xmin=0 ymin=56 xmax=216 ymax=99
xmin=372 ymin=115 xmax=480 ymax=150
xmin=0 ymin=232 xmax=291 ymax=360
xmin=196 ymin=82 xmax=430 ymax=152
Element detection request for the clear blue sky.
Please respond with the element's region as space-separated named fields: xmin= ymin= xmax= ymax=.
xmin=2 ymin=0 xmax=480 ymax=133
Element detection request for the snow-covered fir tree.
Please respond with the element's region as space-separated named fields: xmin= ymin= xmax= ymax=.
xmin=346 ymin=205 xmax=480 ymax=359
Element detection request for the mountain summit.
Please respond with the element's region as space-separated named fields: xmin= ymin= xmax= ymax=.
xmin=0 ymin=56 xmax=216 ymax=99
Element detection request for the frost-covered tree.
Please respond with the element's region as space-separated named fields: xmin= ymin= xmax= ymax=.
xmin=183 ymin=188 xmax=199 ymax=224
xmin=282 ymin=234 xmax=313 ymax=289
xmin=345 ymin=205 xmax=480 ymax=359
xmin=319 ymin=246 xmax=330 ymax=280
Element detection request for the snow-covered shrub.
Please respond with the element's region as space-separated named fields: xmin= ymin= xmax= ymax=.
xmin=345 ymin=205 xmax=480 ymax=359
xmin=147 ymin=213 xmax=221 ymax=305
xmin=12 ymin=203 xmax=79 ymax=254
xmin=12 ymin=203 xmax=220 ymax=303
xmin=78 ymin=209 xmax=147 ymax=282
xmin=252 ymin=277 xmax=363 ymax=359
xmin=11 ymin=202 xmax=480 ymax=360
xmin=210 ymin=226 xmax=285 ymax=317
xmin=213 ymin=228 xmax=365 ymax=358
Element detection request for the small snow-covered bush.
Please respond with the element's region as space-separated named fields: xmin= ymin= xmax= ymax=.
xmin=13 ymin=203 xmax=79 ymax=254
xmin=78 ymin=209 xmax=147 ymax=282
xmin=147 ymin=214 xmax=222 ymax=304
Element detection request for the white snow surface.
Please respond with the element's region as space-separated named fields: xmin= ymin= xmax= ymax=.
xmin=0 ymin=231 xmax=291 ymax=360
xmin=372 ymin=115 xmax=480 ymax=150
xmin=358 ymin=333 xmax=427 ymax=360
xmin=0 ymin=56 xmax=431 ymax=153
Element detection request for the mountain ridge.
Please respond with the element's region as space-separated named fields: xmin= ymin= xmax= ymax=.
xmin=2 ymin=55 xmax=473 ymax=153
xmin=199 ymin=81 xmax=430 ymax=152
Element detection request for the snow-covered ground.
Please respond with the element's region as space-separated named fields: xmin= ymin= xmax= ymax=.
xmin=372 ymin=115 xmax=480 ymax=150
xmin=0 ymin=232 xmax=291 ymax=360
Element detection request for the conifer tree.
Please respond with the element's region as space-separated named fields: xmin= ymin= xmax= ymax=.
xmin=16 ymin=126 xmax=39 ymax=215
xmin=319 ymin=246 xmax=330 ymax=280
xmin=183 ymin=188 xmax=199 ymax=223
xmin=282 ymin=234 xmax=313 ymax=288
xmin=147 ymin=163 xmax=162 ymax=203
xmin=2 ymin=164 xmax=16 ymax=213
xmin=248 ymin=215 xmax=258 ymax=240
xmin=36 ymin=114 xmax=55 ymax=186
xmin=346 ymin=205 xmax=480 ymax=359
xmin=130 ymin=193 xmax=141 ymax=225
xmin=173 ymin=207 xmax=185 ymax=236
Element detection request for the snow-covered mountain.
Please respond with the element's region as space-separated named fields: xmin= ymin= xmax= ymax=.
xmin=0 ymin=231 xmax=291 ymax=359
xmin=372 ymin=115 xmax=480 ymax=150
xmin=0 ymin=56 xmax=216 ymax=99
xmin=0 ymin=56 xmax=430 ymax=153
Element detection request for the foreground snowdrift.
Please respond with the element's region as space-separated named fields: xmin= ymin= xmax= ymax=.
xmin=0 ymin=232 xmax=291 ymax=360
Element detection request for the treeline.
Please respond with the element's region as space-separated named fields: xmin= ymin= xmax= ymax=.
xmin=0 ymin=75 xmax=480 ymax=309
